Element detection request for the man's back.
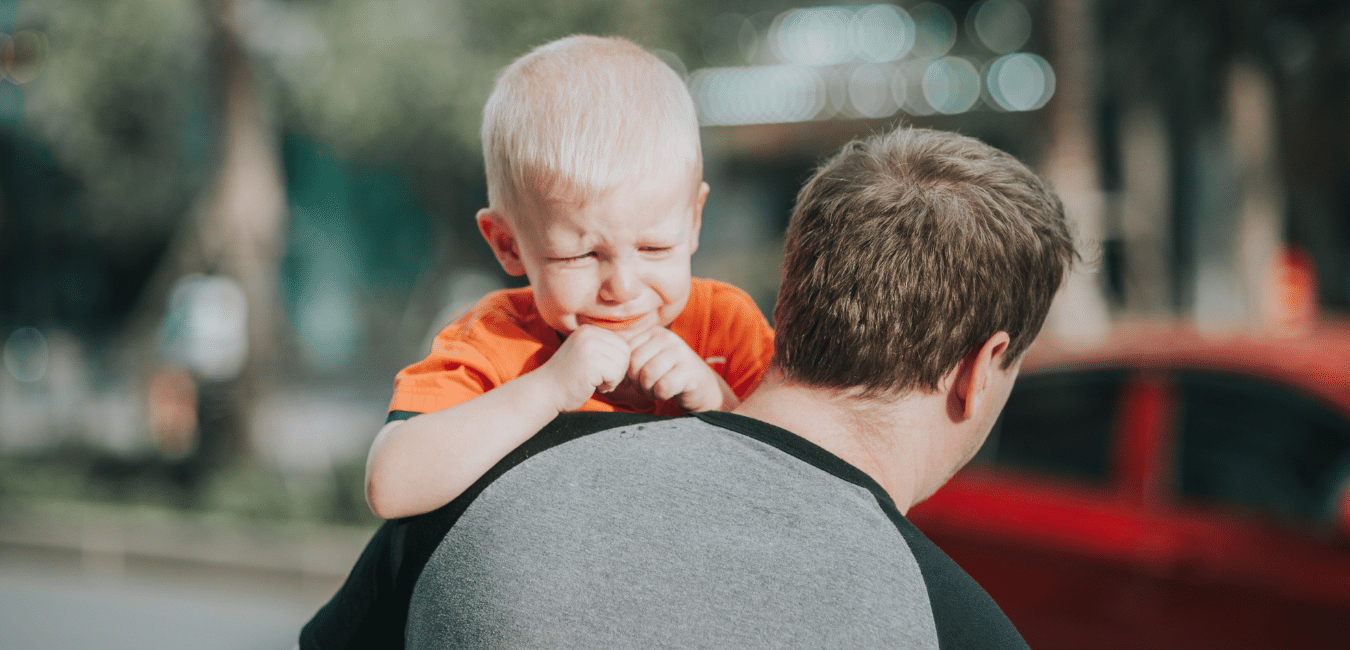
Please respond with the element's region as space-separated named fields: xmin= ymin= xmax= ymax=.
xmin=404 ymin=412 xmax=1026 ymax=649
xmin=305 ymin=124 xmax=1071 ymax=650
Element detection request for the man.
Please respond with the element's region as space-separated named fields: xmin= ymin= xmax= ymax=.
xmin=301 ymin=126 xmax=1076 ymax=649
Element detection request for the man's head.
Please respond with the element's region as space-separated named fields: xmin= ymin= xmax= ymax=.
xmin=476 ymin=35 xmax=707 ymax=338
xmin=773 ymin=127 xmax=1076 ymax=398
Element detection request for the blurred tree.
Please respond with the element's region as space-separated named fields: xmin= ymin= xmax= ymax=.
xmin=5 ymin=0 xmax=213 ymax=348
xmin=19 ymin=0 xmax=212 ymax=244
xmin=246 ymin=0 xmax=694 ymax=163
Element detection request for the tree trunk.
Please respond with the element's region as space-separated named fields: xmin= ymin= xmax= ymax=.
xmin=1040 ymin=0 xmax=1111 ymax=346
xmin=125 ymin=0 xmax=290 ymax=474
xmin=194 ymin=0 xmax=290 ymax=462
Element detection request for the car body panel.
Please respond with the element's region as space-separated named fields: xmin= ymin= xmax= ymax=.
xmin=909 ymin=321 xmax=1350 ymax=649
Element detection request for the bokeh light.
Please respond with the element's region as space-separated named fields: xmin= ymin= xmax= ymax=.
xmin=297 ymin=271 xmax=363 ymax=372
xmin=890 ymin=66 xmax=909 ymax=111
xmin=849 ymin=63 xmax=900 ymax=118
xmin=770 ymin=4 xmax=916 ymax=66
xmin=850 ymin=5 xmax=916 ymax=63
xmin=688 ymin=3 xmax=1058 ymax=123
xmin=898 ymin=58 xmax=936 ymax=115
xmin=923 ymin=57 xmax=981 ymax=114
xmin=969 ymin=0 xmax=1032 ymax=54
xmin=772 ymin=6 xmax=856 ymax=66
xmin=823 ymin=66 xmax=849 ymax=119
xmin=4 ymin=327 xmax=49 ymax=383
xmin=690 ymin=65 xmax=826 ymax=126
xmin=4 ymin=30 xmax=49 ymax=84
xmin=985 ymin=52 xmax=1055 ymax=111
xmin=909 ymin=3 xmax=957 ymax=58
xmin=160 ymin=274 xmax=249 ymax=381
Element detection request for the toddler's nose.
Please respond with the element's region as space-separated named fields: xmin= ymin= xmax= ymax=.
xmin=600 ymin=259 xmax=641 ymax=302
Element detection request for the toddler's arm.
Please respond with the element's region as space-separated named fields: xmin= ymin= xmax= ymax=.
xmin=627 ymin=327 xmax=740 ymax=413
xmin=365 ymin=325 xmax=629 ymax=519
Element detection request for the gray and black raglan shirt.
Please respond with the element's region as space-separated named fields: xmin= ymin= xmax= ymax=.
xmin=300 ymin=411 xmax=1029 ymax=650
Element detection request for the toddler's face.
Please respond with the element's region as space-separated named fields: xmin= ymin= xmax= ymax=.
xmin=482 ymin=172 xmax=708 ymax=339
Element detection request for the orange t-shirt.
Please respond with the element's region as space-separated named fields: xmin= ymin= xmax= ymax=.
xmin=389 ymin=278 xmax=774 ymax=417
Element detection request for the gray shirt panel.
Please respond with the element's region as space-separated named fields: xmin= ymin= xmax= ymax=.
xmin=407 ymin=417 xmax=939 ymax=649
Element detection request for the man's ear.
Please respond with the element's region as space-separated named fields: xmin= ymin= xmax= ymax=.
xmin=477 ymin=209 xmax=527 ymax=277
xmin=949 ymin=331 xmax=1012 ymax=422
xmin=689 ymin=181 xmax=709 ymax=254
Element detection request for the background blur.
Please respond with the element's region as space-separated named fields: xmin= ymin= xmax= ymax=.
xmin=1 ymin=0 xmax=1348 ymax=647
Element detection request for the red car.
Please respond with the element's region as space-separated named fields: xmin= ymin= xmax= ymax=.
xmin=908 ymin=322 xmax=1350 ymax=649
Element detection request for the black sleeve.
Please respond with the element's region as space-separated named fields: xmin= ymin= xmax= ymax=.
xmin=386 ymin=410 xmax=421 ymax=424
xmin=297 ymin=409 xmax=423 ymax=648
xmin=299 ymin=519 xmax=410 ymax=650
xmin=890 ymin=515 xmax=1031 ymax=650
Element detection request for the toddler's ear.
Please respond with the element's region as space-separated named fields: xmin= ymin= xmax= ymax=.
xmin=477 ymin=209 xmax=527 ymax=276
xmin=690 ymin=181 xmax=709 ymax=253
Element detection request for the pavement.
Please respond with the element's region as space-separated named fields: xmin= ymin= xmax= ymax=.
xmin=0 ymin=499 xmax=376 ymax=649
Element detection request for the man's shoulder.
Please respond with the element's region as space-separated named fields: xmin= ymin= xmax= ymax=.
xmin=877 ymin=506 xmax=1031 ymax=649
xmin=301 ymin=412 xmax=1027 ymax=650
xmin=533 ymin=410 xmax=672 ymax=445
xmin=518 ymin=412 xmax=1028 ymax=650
xmin=405 ymin=412 xmax=956 ymax=648
xmin=402 ymin=412 xmax=671 ymax=538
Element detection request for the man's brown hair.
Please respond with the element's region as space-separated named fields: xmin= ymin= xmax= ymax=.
xmin=773 ymin=127 xmax=1076 ymax=396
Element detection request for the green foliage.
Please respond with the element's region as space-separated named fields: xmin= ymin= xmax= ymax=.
xmin=456 ymin=0 xmax=687 ymax=57
xmin=13 ymin=0 xmax=710 ymax=241
xmin=249 ymin=0 xmax=696 ymax=165
xmin=18 ymin=0 xmax=212 ymax=242
xmin=244 ymin=0 xmax=481 ymax=163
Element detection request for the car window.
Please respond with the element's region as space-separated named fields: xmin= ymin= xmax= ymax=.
xmin=1175 ymin=371 xmax=1350 ymax=526
xmin=972 ymin=369 xmax=1123 ymax=484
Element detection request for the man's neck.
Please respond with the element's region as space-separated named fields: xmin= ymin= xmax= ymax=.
xmin=733 ymin=373 xmax=938 ymax=514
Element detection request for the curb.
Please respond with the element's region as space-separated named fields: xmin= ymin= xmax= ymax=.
xmin=0 ymin=499 xmax=376 ymax=581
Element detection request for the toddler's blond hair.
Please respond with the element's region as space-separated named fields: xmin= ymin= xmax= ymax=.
xmin=481 ymin=35 xmax=702 ymax=219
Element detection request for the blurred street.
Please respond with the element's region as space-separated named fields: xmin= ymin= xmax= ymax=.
xmin=0 ymin=501 xmax=370 ymax=650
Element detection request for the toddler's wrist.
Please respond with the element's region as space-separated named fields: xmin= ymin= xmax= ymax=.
xmin=516 ymin=368 xmax=573 ymax=416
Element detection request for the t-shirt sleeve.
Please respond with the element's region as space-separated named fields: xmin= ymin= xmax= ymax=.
xmin=387 ymin=337 xmax=499 ymax=415
xmin=298 ymin=520 xmax=409 ymax=650
xmin=890 ymin=514 xmax=1031 ymax=649
xmin=386 ymin=290 xmax=553 ymax=416
xmin=705 ymin=283 xmax=775 ymax=400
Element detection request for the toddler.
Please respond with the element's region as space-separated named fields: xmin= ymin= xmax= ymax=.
xmin=364 ymin=35 xmax=774 ymax=519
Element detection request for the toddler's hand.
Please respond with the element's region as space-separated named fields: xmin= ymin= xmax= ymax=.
xmin=539 ymin=325 xmax=630 ymax=413
xmin=627 ymin=328 xmax=738 ymax=413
